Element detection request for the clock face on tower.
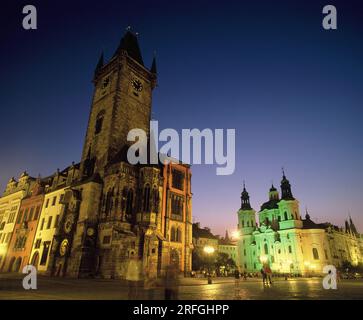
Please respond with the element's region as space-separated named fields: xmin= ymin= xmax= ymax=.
xmin=131 ymin=78 xmax=143 ymax=92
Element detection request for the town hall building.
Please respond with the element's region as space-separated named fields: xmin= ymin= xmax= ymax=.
xmin=0 ymin=30 xmax=193 ymax=279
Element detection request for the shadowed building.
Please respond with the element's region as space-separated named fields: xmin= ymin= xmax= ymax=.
xmin=0 ymin=30 xmax=193 ymax=278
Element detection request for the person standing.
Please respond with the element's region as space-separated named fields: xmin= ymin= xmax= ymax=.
xmin=264 ymin=264 xmax=273 ymax=285
xmin=260 ymin=267 xmax=267 ymax=285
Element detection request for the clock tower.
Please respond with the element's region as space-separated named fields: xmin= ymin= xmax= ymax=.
xmin=81 ymin=29 xmax=157 ymax=178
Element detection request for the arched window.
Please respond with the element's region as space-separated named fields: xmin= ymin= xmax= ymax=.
xmin=284 ymin=211 xmax=288 ymax=220
xmin=105 ymin=189 xmax=113 ymax=216
xmin=312 ymin=248 xmax=319 ymax=260
xmin=152 ymin=187 xmax=159 ymax=213
xmin=170 ymin=226 xmax=176 ymax=242
xmin=143 ymin=184 xmax=151 ymax=212
xmin=95 ymin=110 xmax=105 ymax=135
xmin=278 ymin=216 xmax=281 ymax=222
xmin=176 ymin=228 xmax=182 ymax=242
xmin=247 ymin=221 xmax=250 ymax=227
xmin=126 ymin=189 xmax=134 ymax=216
xmin=264 ymin=243 xmax=268 ymax=255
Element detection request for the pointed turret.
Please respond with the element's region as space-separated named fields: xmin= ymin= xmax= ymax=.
xmin=114 ymin=28 xmax=144 ymax=66
xmin=150 ymin=55 xmax=157 ymax=74
xmin=280 ymin=168 xmax=295 ymax=200
xmin=94 ymin=52 xmax=104 ymax=75
xmin=344 ymin=220 xmax=351 ymax=233
xmin=241 ymin=182 xmax=252 ymax=210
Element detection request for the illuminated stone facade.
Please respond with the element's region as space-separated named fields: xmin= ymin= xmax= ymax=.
xmin=237 ymin=174 xmax=362 ymax=275
xmin=0 ymin=30 xmax=193 ymax=278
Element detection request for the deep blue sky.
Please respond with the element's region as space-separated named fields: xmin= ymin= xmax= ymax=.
xmin=0 ymin=0 xmax=362 ymax=235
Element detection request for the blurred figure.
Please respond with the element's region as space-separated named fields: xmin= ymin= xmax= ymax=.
xmin=260 ymin=267 xmax=267 ymax=285
xmin=164 ymin=263 xmax=179 ymax=300
xmin=144 ymin=265 xmax=157 ymax=300
xmin=126 ymin=251 xmax=142 ymax=299
xmin=263 ymin=264 xmax=273 ymax=285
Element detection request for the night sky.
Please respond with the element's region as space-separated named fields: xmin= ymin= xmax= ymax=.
xmin=0 ymin=0 xmax=362 ymax=235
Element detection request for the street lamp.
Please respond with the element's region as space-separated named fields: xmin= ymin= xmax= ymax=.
xmin=203 ymin=246 xmax=215 ymax=284
xmin=203 ymin=246 xmax=215 ymax=255
xmin=231 ymin=231 xmax=240 ymax=240
xmin=260 ymin=255 xmax=268 ymax=264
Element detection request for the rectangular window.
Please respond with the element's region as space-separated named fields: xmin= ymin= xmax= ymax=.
xmin=40 ymin=241 xmax=51 ymax=266
xmin=172 ymin=169 xmax=184 ymax=190
xmin=52 ymin=196 xmax=57 ymax=206
xmin=45 ymin=199 xmax=50 ymax=208
xmin=23 ymin=208 xmax=29 ymax=222
xmin=16 ymin=210 xmax=23 ymax=224
xmin=40 ymin=218 xmax=45 ymax=230
xmin=54 ymin=215 xmax=60 ymax=228
xmin=7 ymin=210 xmax=16 ymax=223
xmin=28 ymin=207 xmax=35 ymax=221
xmin=35 ymin=239 xmax=41 ymax=249
xmin=103 ymin=236 xmax=111 ymax=244
xmin=59 ymin=194 xmax=64 ymax=203
xmin=47 ymin=216 xmax=53 ymax=229
xmin=34 ymin=206 xmax=41 ymax=220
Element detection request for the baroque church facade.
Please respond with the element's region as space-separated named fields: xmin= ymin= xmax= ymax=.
xmin=0 ymin=30 xmax=193 ymax=278
xmin=237 ymin=172 xmax=363 ymax=275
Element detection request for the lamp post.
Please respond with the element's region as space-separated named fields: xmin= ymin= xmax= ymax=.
xmin=203 ymin=246 xmax=215 ymax=284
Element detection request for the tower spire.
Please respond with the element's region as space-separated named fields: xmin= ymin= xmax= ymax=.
xmin=280 ymin=168 xmax=294 ymax=200
xmin=94 ymin=51 xmax=104 ymax=75
xmin=113 ymin=27 xmax=144 ymax=65
xmin=150 ymin=51 xmax=157 ymax=74
xmin=241 ymin=181 xmax=252 ymax=210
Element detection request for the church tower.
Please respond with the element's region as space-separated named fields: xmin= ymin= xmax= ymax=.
xmin=80 ymin=29 xmax=157 ymax=178
xmin=278 ymin=170 xmax=303 ymax=229
xmin=238 ymin=183 xmax=256 ymax=235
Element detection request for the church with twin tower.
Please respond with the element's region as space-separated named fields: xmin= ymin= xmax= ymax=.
xmin=237 ymin=172 xmax=362 ymax=275
xmin=0 ymin=29 xmax=193 ymax=278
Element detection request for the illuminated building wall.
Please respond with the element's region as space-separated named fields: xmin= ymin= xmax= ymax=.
xmin=237 ymin=174 xmax=362 ymax=275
